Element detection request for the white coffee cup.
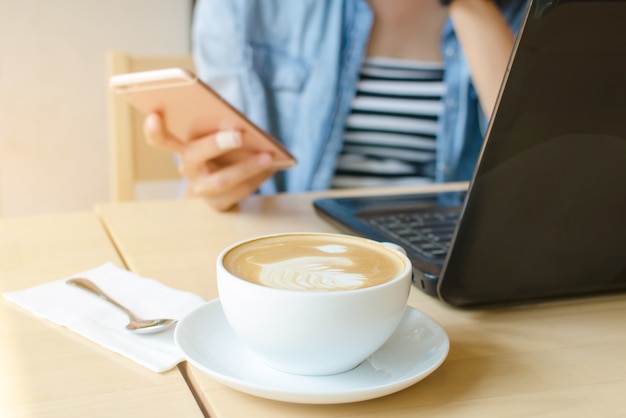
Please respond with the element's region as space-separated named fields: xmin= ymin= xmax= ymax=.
xmin=217 ymin=232 xmax=412 ymax=376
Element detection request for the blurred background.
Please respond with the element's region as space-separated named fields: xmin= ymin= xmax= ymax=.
xmin=0 ymin=0 xmax=193 ymax=217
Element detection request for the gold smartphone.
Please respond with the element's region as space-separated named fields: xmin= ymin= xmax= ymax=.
xmin=109 ymin=68 xmax=296 ymax=170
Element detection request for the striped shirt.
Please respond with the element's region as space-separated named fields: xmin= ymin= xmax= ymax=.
xmin=332 ymin=57 xmax=446 ymax=189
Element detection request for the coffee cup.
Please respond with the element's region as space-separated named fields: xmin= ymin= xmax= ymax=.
xmin=217 ymin=232 xmax=412 ymax=376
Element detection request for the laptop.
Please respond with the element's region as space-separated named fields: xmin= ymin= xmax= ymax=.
xmin=313 ymin=0 xmax=626 ymax=308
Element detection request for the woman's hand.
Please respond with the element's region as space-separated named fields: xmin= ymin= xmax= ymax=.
xmin=144 ymin=113 xmax=276 ymax=211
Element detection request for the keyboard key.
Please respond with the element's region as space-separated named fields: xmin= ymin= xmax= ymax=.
xmin=362 ymin=207 xmax=461 ymax=260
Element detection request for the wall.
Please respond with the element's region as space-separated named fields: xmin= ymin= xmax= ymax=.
xmin=0 ymin=0 xmax=193 ymax=216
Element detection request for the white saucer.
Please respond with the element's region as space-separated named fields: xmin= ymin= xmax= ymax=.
xmin=174 ymin=299 xmax=449 ymax=404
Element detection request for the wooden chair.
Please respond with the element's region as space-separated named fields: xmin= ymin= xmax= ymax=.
xmin=106 ymin=50 xmax=195 ymax=201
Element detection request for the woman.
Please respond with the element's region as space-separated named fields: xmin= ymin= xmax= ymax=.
xmin=145 ymin=0 xmax=529 ymax=210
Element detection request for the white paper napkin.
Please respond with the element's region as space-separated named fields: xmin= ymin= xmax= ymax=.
xmin=3 ymin=262 xmax=205 ymax=372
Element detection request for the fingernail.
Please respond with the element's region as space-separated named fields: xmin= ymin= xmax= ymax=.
xmin=146 ymin=113 xmax=159 ymax=131
xmin=256 ymin=153 xmax=273 ymax=167
xmin=215 ymin=130 xmax=242 ymax=150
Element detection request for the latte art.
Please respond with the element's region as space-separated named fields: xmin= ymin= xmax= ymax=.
xmin=256 ymin=255 xmax=369 ymax=290
xmin=223 ymin=234 xmax=405 ymax=291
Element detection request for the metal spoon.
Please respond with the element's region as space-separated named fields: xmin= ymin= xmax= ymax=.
xmin=66 ymin=278 xmax=177 ymax=334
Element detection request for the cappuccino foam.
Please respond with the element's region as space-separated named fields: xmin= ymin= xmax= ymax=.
xmin=223 ymin=234 xmax=405 ymax=291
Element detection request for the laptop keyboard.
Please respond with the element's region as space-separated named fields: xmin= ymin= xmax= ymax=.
xmin=361 ymin=207 xmax=461 ymax=260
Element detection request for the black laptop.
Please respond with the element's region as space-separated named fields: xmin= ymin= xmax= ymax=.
xmin=313 ymin=0 xmax=626 ymax=308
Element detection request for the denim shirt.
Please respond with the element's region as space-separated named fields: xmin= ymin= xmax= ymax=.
xmin=192 ymin=0 xmax=529 ymax=195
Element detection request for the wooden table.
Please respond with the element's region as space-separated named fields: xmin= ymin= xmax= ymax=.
xmin=0 ymin=212 xmax=203 ymax=417
xmin=96 ymin=184 xmax=626 ymax=417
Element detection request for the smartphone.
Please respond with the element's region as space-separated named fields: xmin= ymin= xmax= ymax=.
xmin=109 ymin=67 xmax=297 ymax=170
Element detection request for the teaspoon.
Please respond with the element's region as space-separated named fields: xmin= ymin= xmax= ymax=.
xmin=66 ymin=278 xmax=177 ymax=334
